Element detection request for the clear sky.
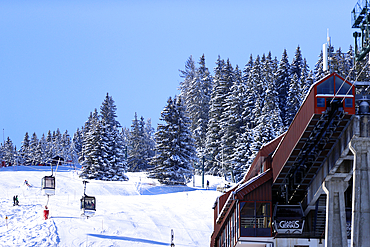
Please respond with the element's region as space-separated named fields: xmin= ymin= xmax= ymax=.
xmin=0 ymin=0 xmax=357 ymax=147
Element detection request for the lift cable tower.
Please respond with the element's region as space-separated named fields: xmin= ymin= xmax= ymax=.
xmin=352 ymin=0 xmax=370 ymax=61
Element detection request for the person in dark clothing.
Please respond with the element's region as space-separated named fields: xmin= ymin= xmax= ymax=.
xmin=206 ymin=180 xmax=210 ymax=190
xmin=13 ymin=195 xmax=19 ymax=206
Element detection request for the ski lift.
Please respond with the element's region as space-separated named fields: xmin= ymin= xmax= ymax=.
xmin=81 ymin=181 xmax=96 ymax=218
xmin=41 ymin=175 xmax=55 ymax=196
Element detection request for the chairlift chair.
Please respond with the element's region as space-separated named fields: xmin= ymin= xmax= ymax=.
xmin=41 ymin=176 xmax=55 ymax=196
xmin=80 ymin=195 xmax=96 ymax=217
xmin=80 ymin=180 xmax=96 ymax=218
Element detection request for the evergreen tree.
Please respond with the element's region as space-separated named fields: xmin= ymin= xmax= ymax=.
xmin=143 ymin=118 xmax=156 ymax=168
xmin=2 ymin=137 xmax=16 ymax=165
xmin=149 ymin=96 xmax=195 ymax=185
xmin=29 ymin=133 xmax=39 ymax=165
xmin=80 ymin=109 xmax=102 ymax=179
xmin=220 ymin=62 xmax=242 ymax=178
xmin=275 ymin=49 xmax=290 ymax=129
xmin=80 ymin=94 xmax=127 ymax=181
xmin=285 ymin=73 xmax=301 ymax=126
xmin=179 ymin=55 xmax=196 ymax=105
xmin=290 ymin=45 xmax=303 ymax=81
xmin=19 ymin=132 xmax=30 ymax=165
xmin=71 ymin=128 xmax=83 ymax=164
xmin=205 ymin=56 xmax=228 ymax=175
xmin=128 ymin=113 xmax=147 ymax=171
xmin=250 ymin=55 xmax=265 ymax=126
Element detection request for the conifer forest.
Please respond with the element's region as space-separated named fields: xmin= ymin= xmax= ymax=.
xmin=1 ymin=45 xmax=365 ymax=184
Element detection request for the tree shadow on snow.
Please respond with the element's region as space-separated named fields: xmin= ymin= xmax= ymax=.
xmin=139 ymin=185 xmax=197 ymax=195
xmin=87 ymin=234 xmax=168 ymax=246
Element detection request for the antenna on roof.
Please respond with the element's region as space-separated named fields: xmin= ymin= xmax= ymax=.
xmin=323 ymin=29 xmax=330 ymax=72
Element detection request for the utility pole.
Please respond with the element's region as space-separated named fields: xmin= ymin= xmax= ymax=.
xmin=171 ymin=229 xmax=175 ymax=247
xmin=202 ymin=156 xmax=205 ymax=189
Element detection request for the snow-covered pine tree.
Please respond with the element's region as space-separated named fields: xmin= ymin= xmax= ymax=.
xmin=250 ymin=55 xmax=265 ymax=127
xmin=19 ymin=132 xmax=30 ymax=165
xmin=344 ymin=45 xmax=355 ymax=81
xmin=80 ymin=94 xmax=127 ymax=181
xmin=188 ymin=55 xmax=212 ymax=157
xmin=250 ymin=53 xmax=281 ymax=156
xmin=275 ymin=49 xmax=290 ymax=130
xmin=290 ymin=46 xmax=303 ymax=81
xmin=179 ymin=55 xmax=196 ymax=106
xmin=144 ymin=118 xmax=156 ymax=165
xmin=60 ymin=130 xmax=71 ymax=163
xmin=53 ymin=129 xmax=63 ymax=158
xmin=229 ymin=55 xmax=255 ymax=181
xmin=2 ymin=137 xmax=16 ymax=165
xmin=29 ymin=133 xmax=39 ymax=165
xmin=80 ymin=109 xmax=102 ymax=179
xmin=264 ymin=52 xmax=283 ymax=136
xmin=128 ymin=113 xmax=147 ymax=171
xmin=99 ymin=93 xmax=127 ymax=180
xmin=314 ymin=50 xmax=328 ymax=82
xmin=149 ymin=96 xmax=195 ymax=185
xmin=299 ymin=58 xmax=313 ymax=104
xmin=222 ymin=65 xmax=245 ymax=180
xmin=70 ymin=128 xmax=83 ymax=164
xmin=284 ymin=73 xmax=301 ymax=126
xmin=45 ymin=130 xmax=54 ymax=162
xmin=205 ymin=56 xmax=229 ymax=175
xmin=34 ymin=134 xmax=47 ymax=165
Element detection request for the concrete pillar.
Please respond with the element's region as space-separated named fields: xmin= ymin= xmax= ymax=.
xmin=323 ymin=176 xmax=348 ymax=247
xmin=349 ymin=137 xmax=370 ymax=247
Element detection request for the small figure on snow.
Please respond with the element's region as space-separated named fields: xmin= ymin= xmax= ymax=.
xmin=43 ymin=206 xmax=49 ymax=220
xmin=13 ymin=195 xmax=19 ymax=206
xmin=24 ymin=180 xmax=31 ymax=187
xmin=206 ymin=180 xmax=210 ymax=190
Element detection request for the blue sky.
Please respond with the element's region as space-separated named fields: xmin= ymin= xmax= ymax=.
xmin=0 ymin=0 xmax=356 ymax=147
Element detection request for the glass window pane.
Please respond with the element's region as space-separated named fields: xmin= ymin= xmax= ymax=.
xmin=276 ymin=206 xmax=303 ymax=218
xmin=336 ymin=76 xmax=352 ymax=95
xmin=256 ymin=203 xmax=270 ymax=217
xmin=345 ymin=98 xmax=353 ymax=108
xmin=317 ymin=76 xmax=334 ymax=94
xmin=317 ymin=98 xmax=325 ymax=107
xmin=240 ymin=202 xmax=255 ymax=216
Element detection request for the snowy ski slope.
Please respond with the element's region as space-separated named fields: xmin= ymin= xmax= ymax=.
xmin=0 ymin=165 xmax=226 ymax=246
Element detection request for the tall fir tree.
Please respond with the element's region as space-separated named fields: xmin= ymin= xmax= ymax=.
xmin=275 ymin=49 xmax=290 ymax=129
xmin=205 ymin=56 xmax=228 ymax=175
xmin=128 ymin=113 xmax=148 ymax=171
xmin=19 ymin=132 xmax=30 ymax=165
xmin=149 ymin=96 xmax=195 ymax=185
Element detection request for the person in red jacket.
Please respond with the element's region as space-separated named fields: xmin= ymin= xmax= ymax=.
xmin=43 ymin=206 xmax=49 ymax=220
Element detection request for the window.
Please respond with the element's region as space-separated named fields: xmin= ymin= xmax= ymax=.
xmin=317 ymin=98 xmax=325 ymax=107
xmin=240 ymin=201 xmax=271 ymax=237
xmin=316 ymin=76 xmax=334 ymax=94
xmin=345 ymin=98 xmax=353 ymax=108
xmin=335 ymin=76 xmax=351 ymax=95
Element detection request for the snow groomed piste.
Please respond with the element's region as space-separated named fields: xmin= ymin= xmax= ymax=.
xmin=0 ymin=165 xmax=226 ymax=246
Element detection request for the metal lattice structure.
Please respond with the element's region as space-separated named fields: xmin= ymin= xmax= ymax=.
xmin=352 ymin=0 xmax=370 ymax=61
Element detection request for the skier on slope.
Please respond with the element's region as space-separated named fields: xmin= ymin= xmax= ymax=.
xmin=13 ymin=195 xmax=19 ymax=206
xmin=24 ymin=180 xmax=31 ymax=187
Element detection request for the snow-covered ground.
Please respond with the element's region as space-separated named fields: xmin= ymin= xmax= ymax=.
xmin=0 ymin=165 xmax=228 ymax=246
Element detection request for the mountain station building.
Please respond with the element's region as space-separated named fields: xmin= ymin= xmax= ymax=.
xmin=210 ymin=72 xmax=370 ymax=247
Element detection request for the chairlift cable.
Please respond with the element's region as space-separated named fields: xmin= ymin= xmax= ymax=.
xmin=340 ymin=57 xmax=370 ymax=104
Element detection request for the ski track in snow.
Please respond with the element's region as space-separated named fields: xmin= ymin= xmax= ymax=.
xmin=0 ymin=166 xmax=226 ymax=246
